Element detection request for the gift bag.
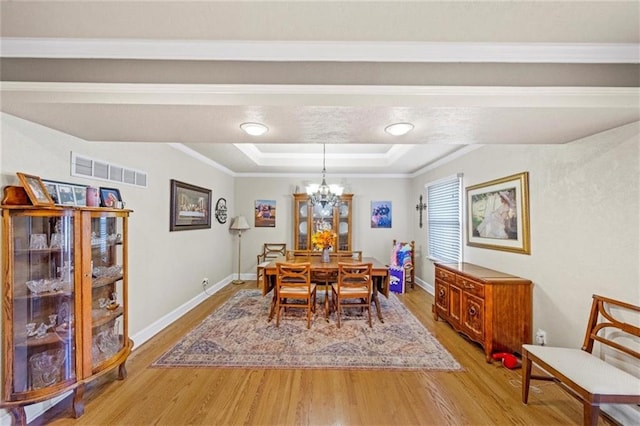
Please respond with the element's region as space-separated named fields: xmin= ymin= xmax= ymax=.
xmin=388 ymin=266 xmax=405 ymax=294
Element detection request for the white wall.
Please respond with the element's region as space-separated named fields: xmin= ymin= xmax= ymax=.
xmin=0 ymin=113 xmax=236 ymax=337
xmin=413 ymin=121 xmax=640 ymax=347
xmin=234 ymin=176 xmax=413 ymax=273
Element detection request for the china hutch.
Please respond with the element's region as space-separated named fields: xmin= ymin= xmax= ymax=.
xmin=1 ymin=200 xmax=132 ymax=424
xmin=292 ymin=193 xmax=353 ymax=252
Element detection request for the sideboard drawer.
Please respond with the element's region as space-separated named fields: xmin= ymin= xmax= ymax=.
xmin=456 ymin=275 xmax=484 ymax=298
xmin=435 ymin=267 xmax=456 ymax=284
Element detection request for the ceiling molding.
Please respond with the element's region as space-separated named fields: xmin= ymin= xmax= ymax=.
xmin=169 ymin=143 xmax=236 ymax=177
xmin=3 ymin=82 xmax=638 ymax=109
xmin=2 ymin=38 xmax=639 ymax=64
xmin=234 ymin=143 xmax=415 ymax=168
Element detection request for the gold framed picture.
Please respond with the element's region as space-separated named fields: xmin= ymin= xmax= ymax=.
xmin=16 ymin=172 xmax=55 ymax=206
xmin=466 ymin=171 xmax=531 ymax=254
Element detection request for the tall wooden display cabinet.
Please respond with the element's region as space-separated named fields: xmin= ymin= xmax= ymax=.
xmin=0 ymin=204 xmax=132 ymax=424
xmin=292 ymin=193 xmax=353 ymax=252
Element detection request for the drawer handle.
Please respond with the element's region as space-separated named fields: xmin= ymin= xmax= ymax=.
xmin=462 ymin=280 xmax=474 ymax=289
xmin=438 ymin=289 xmax=445 ymax=297
xmin=469 ymin=306 xmax=477 ymax=316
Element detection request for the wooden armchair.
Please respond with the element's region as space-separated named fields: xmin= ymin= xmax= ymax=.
xmin=392 ymin=240 xmax=415 ymax=290
xmin=275 ymin=262 xmax=316 ymax=329
xmin=331 ymin=262 xmax=373 ymax=328
xmin=256 ymin=243 xmax=286 ymax=289
xmin=522 ymin=294 xmax=640 ymax=425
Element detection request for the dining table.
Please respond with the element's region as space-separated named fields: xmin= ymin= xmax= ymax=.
xmin=262 ymin=256 xmax=390 ymax=323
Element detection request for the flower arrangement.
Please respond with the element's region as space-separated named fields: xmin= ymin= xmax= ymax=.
xmin=311 ymin=228 xmax=336 ymax=250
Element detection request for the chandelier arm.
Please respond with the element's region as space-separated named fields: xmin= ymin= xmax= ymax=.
xmin=306 ymin=143 xmax=343 ymax=208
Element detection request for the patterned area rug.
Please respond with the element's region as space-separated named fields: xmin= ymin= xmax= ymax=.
xmin=151 ymin=289 xmax=462 ymax=371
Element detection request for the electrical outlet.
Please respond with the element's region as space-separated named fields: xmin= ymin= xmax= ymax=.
xmin=535 ymin=329 xmax=547 ymax=346
xmin=202 ymin=278 xmax=209 ymax=287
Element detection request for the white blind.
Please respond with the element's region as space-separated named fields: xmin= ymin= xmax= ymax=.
xmin=426 ymin=174 xmax=462 ymax=263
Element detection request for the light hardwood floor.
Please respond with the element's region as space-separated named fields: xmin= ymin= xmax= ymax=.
xmin=34 ymin=281 xmax=613 ymax=425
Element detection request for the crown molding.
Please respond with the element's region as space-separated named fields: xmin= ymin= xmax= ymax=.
xmin=3 ymin=82 xmax=638 ymax=109
xmin=2 ymin=38 xmax=638 ymax=64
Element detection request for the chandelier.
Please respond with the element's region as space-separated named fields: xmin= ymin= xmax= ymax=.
xmin=306 ymin=144 xmax=344 ymax=208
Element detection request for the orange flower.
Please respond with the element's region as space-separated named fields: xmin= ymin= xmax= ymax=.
xmin=311 ymin=228 xmax=336 ymax=250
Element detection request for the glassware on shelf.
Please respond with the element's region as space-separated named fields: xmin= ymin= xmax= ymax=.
xmin=29 ymin=349 xmax=66 ymax=390
xmin=26 ymin=323 xmax=36 ymax=336
xmin=29 ymin=234 xmax=48 ymax=250
xmin=25 ymin=278 xmax=65 ymax=295
xmin=92 ymin=320 xmax=121 ymax=362
xmin=92 ymin=265 xmax=122 ymax=278
xmin=49 ymin=233 xmax=63 ymax=249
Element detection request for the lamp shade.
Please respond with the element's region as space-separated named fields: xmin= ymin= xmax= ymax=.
xmin=230 ymin=215 xmax=250 ymax=231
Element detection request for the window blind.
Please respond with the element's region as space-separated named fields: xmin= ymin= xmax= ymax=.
xmin=426 ymin=174 xmax=462 ymax=263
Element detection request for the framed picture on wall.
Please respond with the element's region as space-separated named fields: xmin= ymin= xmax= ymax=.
xmin=255 ymin=199 xmax=276 ymax=227
xmin=466 ymin=171 xmax=531 ymax=254
xmin=169 ymin=179 xmax=212 ymax=231
xmin=371 ymin=201 xmax=392 ymax=228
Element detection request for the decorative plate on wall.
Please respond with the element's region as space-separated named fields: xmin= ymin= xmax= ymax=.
xmin=215 ymin=198 xmax=228 ymax=224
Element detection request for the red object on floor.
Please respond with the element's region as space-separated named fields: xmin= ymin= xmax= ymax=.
xmin=492 ymin=352 xmax=521 ymax=369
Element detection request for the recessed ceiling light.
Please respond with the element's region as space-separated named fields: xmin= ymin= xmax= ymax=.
xmin=385 ymin=122 xmax=414 ymax=136
xmin=240 ymin=122 xmax=268 ymax=136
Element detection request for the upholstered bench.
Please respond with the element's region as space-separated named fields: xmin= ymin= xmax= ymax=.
xmin=522 ymin=294 xmax=640 ymax=425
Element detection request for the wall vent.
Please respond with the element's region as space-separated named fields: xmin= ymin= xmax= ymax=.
xmin=71 ymin=152 xmax=148 ymax=188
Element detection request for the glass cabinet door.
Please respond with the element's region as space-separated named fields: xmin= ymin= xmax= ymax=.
xmin=294 ymin=198 xmax=309 ymax=250
xmin=4 ymin=210 xmax=78 ymax=397
xmin=337 ymin=198 xmax=351 ymax=251
xmin=87 ymin=213 xmax=125 ymax=370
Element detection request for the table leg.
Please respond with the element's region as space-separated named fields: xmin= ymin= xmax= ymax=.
xmin=372 ymin=277 xmax=384 ymax=323
xmin=267 ymin=275 xmax=277 ymax=322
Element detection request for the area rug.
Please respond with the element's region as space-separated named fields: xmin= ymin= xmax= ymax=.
xmin=151 ymin=289 xmax=462 ymax=371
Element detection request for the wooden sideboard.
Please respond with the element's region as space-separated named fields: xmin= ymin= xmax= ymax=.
xmin=432 ymin=262 xmax=532 ymax=362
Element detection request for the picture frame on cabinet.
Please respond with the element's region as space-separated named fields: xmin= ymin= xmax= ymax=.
xmin=466 ymin=171 xmax=531 ymax=254
xmin=99 ymin=187 xmax=123 ymax=208
xmin=42 ymin=179 xmax=89 ymax=206
xmin=57 ymin=184 xmax=76 ymax=205
xmin=169 ymin=179 xmax=211 ymax=231
xmin=16 ymin=172 xmax=54 ymax=206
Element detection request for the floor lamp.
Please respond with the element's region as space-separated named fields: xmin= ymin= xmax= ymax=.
xmin=230 ymin=215 xmax=250 ymax=285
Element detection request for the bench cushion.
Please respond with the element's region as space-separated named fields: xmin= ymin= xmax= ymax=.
xmin=523 ymin=344 xmax=640 ymax=396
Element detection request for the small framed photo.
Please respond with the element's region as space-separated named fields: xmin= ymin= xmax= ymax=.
xmin=99 ymin=187 xmax=122 ymax=208
xmin=16 ymin=173 xmax=54 ymax=206
xmin=42 ymin=181 xmax=60 ymax=205
xmin=73 ymin=186 xmax=87 ymax=206
xmin=57 ymin=184 xmax=76 ymax=206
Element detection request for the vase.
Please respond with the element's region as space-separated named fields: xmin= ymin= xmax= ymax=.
xmin=321 ymin=248 xmax=330 ymax=263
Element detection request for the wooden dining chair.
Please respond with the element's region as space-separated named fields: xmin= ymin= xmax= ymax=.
xmin=256 ymin=243 xmax=287 ymax=288
xmin=275 ymin=262 xmax=317 ymax=329
xmin=285 ymin=250 xmax=310 ymax=260
xmin=339 ymin=250 xmax=362 ymax=260
xmin=331 ymin=262 xmax=373 ymax=328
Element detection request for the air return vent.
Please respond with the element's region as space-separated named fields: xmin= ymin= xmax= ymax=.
xmin=71 ymin=152 xmax=148 ymax=188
